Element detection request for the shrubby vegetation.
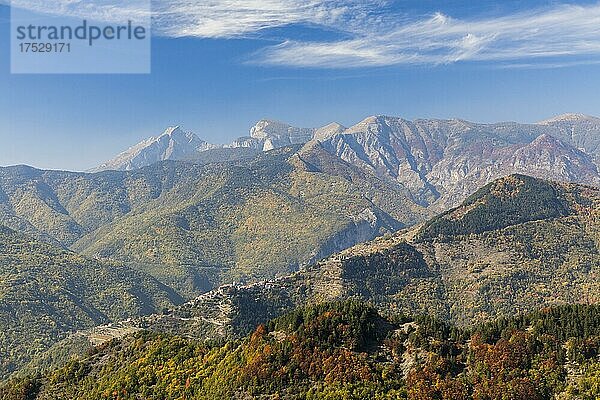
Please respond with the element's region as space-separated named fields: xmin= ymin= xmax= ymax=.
xmin=417 ymin=175 xmax=577 ymax=241
xmin=2 ymin=301 xmax=598 ymax=399
xmin=0 ymin=148 xmax=424 ymax=298
xmin=0 ymin=227 xmax=182 ymax=378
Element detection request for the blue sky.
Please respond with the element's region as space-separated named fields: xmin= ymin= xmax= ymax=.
xmin=1 ymin=0 xmax=600 ymax=171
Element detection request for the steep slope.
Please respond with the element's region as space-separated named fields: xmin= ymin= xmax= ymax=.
xmin=0 ymin=226 xmax=183 ymax=378
xmin=7 ymin=302 xmax=600 ymax=400
xmin=538 ymin=113 xmax=600 ymax=160
xmin=123 ymin=175 xmax=598 ymax=340
xmin=0 ymin=148 xmax=426 ymax=298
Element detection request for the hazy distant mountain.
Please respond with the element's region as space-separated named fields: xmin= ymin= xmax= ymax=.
xmin=90 ymin=126 xmax=220 ymax=172
xmin=317 ymin=114 xmax=600 ymax=209
xmin=92 ymin=115 xmax=600 ymax=211
xmin=248 ymin=119 xmax=316 ymax=150
xmin=537 ymin=113 xmax=600 ymax=159
xmin=92 ymin=120 xmax=319 ymax=172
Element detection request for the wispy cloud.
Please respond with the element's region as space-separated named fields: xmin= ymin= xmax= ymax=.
xmin=8 ymin=0 xmax=600 ymax=68
xmin=255 ymin=3 xmax=600 ymax=67
xmin=152 ymin=0 xmax=378 ymax=38
xmin=9 ymin=0 xmax=151 ymax=25
xmin=8 ymin=0 xmax=375 ymax=36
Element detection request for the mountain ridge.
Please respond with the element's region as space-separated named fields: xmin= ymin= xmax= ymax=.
xmin=0 ymin=147 xmax=427 ymax=299
xmin=89 ymin=113 xmax=600 ymax=175
xmin=69 ymin=174 xmax=598 ymax=345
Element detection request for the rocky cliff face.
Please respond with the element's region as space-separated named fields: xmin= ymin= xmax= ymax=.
xmin=537 ymin=113 xmax=600 ymax=160
xmin=91 ymin=126 xmax=218 ymax=172
xmin=427 ymin=131 xmax=600 ymax=209
xmin=304 ymin=207 xmax=403 ymax=266
xmin=315 ymin=114 xmax=600 ymax=210
xmin=248 ymin=119 xmax=315 ymax=151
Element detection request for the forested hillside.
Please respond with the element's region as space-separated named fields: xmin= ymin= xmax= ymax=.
xmin=3 ymin=301 xmax=599 ymax=399
xmin=1 ymin=174 xmax=597 ymax=388
xmin=0 ymin=226 xmax=182 ymax=378
xmin=0 ymin=147 xmax=424 ymax=298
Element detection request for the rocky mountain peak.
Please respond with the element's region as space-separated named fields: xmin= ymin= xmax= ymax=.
xmin=90 ymin=126 xmax=216 ymax=172
xmin=313 ymin=122 xmax=346 ymax=142
xmin=537 ymin=113 xmax=599 ymax=124
xmin=249 ymin=119 xmax=315 ymax=151
xmin=154 ymin=126 xmax=202 ymax=146
xmin=348 ymin=115 xmax=396 ymax=131
xmin=161 ymin=125 xmax=182 ymax=136
xmin=249 ymin=119 xmax=288 ymax=140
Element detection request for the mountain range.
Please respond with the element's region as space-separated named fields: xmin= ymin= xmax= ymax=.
xmin=93 ymin=114 xmax=600 ymax=209
xmin=6 ymin=174 xmax=598 ymax=392
xmin=0 ymin=225 xmax=183 ymax=378
xmin=0 ymin=148 xmax=424 ymax=299
xmin=1 ymin=113 xmax=599 ymax=389
xmin=1 ymin=114 xmax=596 ymax=295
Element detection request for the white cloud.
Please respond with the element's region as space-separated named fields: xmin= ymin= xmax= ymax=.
xmin=9 ymin=0 xmax=151 ymax=25
xmin=8 ymin=0 xmax=600 ymax=68
xmin=152 ymin=0 xmax=377 ymax=38
xmin=255 ymin=2 xmax=600 ymax=67
xmin=8 ymin=0 xmax=374 ymax=36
